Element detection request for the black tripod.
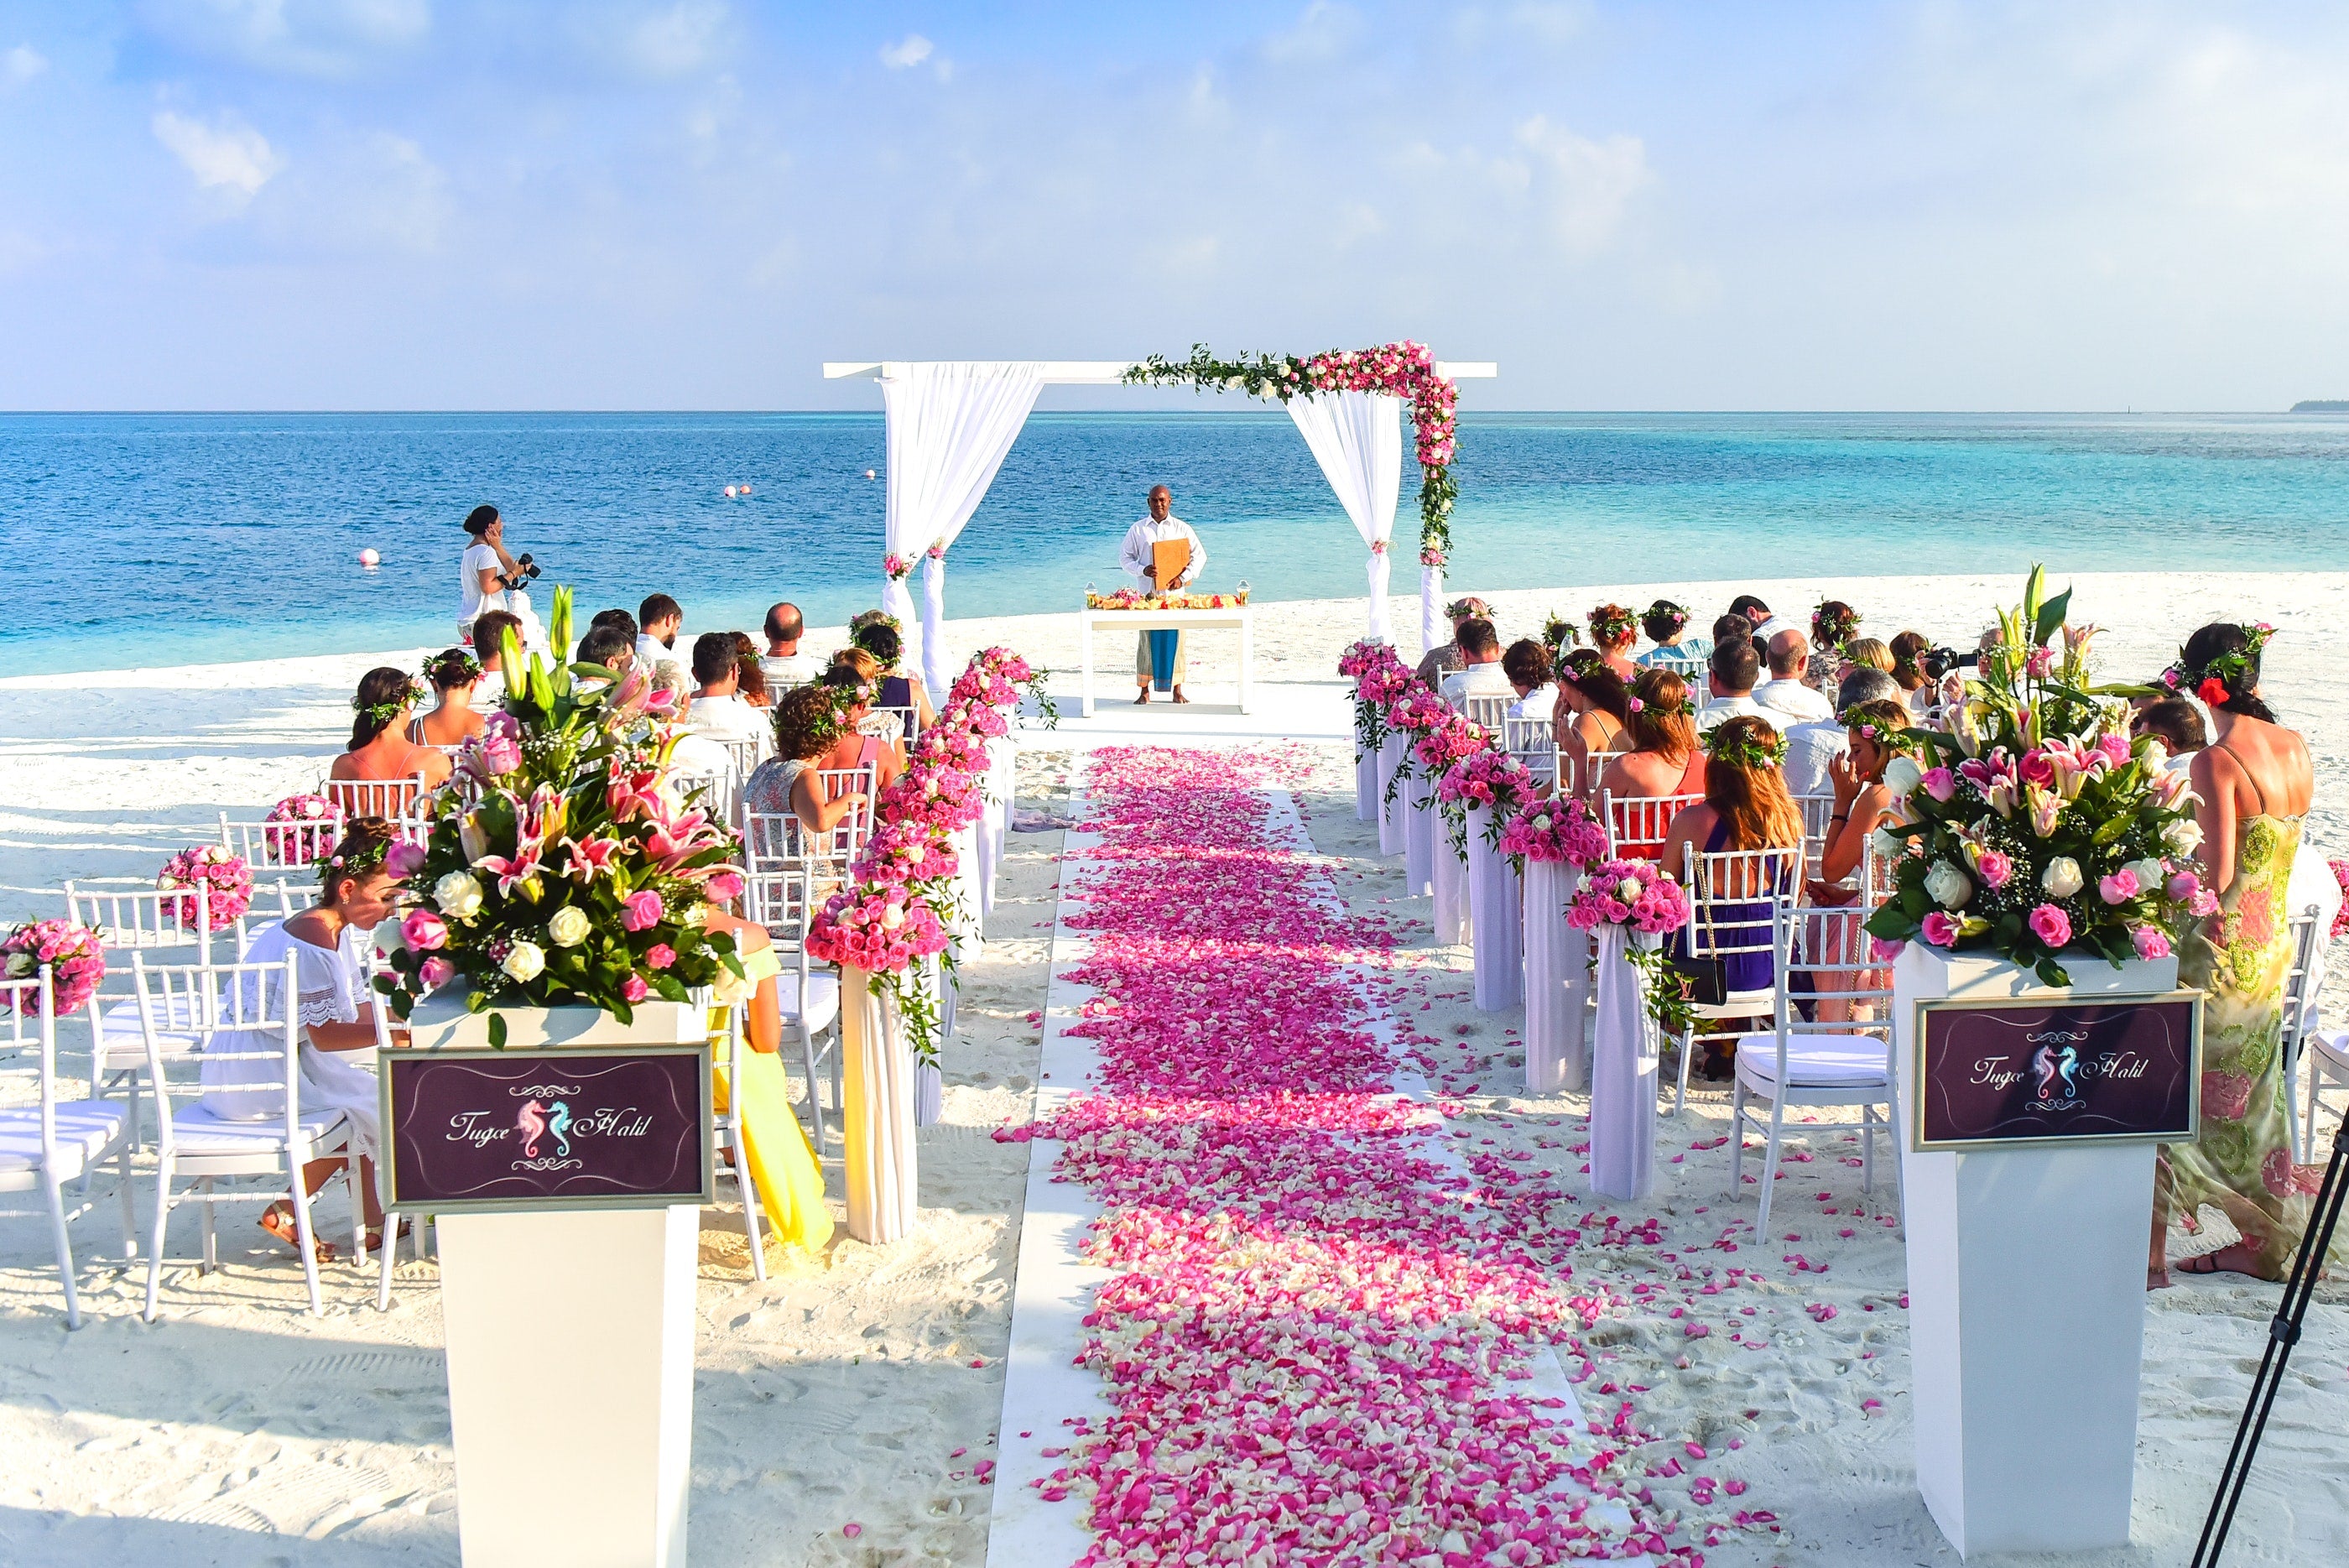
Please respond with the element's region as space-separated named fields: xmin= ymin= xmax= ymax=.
xmin=2191 ymin=1117 xmax=2349 ymax=1566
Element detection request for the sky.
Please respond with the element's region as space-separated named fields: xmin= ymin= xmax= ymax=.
xmin=4 ymin=2 xmax=2348 ymax=411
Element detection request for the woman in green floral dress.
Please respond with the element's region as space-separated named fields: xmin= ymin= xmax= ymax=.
xmin=2154 ymin=623 xmax=2326 ymax=1284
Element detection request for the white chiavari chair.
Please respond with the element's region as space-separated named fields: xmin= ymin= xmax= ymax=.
xmin=669 ymin=768 xmax=736 ymax=838
xmin=1650 ymin=653 xmax=1709 ymax=683
xmin=1463 ymin=694 xmax=1513 ymax=735
xmin=871 ymin=706 xmax=919 ymax=748
xmin=1794 ymin=792 xmax=1840 ymax=881
xmin=219 ymin=811 xmax=342 ymax=874
xmin=715 ymin=735 xmax=763 ymax=780
xmin=710 ymin=1001 xmax=771 ymax=1280
xmin=64 ymin=882 xmax=216 ymax=1146
xmin=1596 ymin=790 xmax=1702 ymax=861
xmin=812 ymin=765 xmax=878 ymax=881
xmin=742 ymin=817 xmax=846 ymax=1146
xmin=1669 ymin=845 xmax=1804 ymax=1114
xmin=0 ymin=969 xmax=138 ymax=1328
xmin=2268 ymin=906 xmax=2329 ymax=1159
xmin=134 ymin=953 xmax=357 ymax=1319
xmin=322 ymin=774 xmax=429 ymax=821
xmin=1501 ymin=716 xmax=1559 ymax=790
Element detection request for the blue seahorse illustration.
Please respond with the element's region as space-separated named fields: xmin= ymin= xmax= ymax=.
xmin=2056 ymin=1046 xmax=2081 ymax=1101
xmin=517 ymin=1099 xmax=548 ymax=1159
xmin=548 ymin=1100 xmax=573 ymax=1158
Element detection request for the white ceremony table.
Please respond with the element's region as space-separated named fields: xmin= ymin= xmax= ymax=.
xmin=1077 ymin=606 xmax=1255 ymax=716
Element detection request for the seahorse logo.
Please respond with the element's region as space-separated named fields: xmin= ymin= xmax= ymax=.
xmin=2055 ymin=1046 xmax=2081 ymax=1100
xmin=517 ymin=1098 xmax=549 ymax=1159
xmin=2031 ymin=1044 xmax=2059 ymax=1102
xmin=548 ymin=1100 xmax=573 ymax=1158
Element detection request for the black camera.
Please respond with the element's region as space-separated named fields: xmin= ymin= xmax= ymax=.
xmin=1919 ymin=646 xmax=1978 ymax=681
xmin=500 ymin=553 xmax=542 ymax=591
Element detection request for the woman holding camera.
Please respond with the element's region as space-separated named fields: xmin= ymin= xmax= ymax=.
xmin=458 ymin=504 xmax=525 ymax=645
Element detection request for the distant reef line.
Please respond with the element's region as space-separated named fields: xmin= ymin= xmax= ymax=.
xmin=2290 ymin=399 xmax=2349 ymax=412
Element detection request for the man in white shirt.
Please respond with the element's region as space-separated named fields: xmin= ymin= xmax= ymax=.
xmin=760 ymin=602 xmax=814 ymax=689
xmin=1439 ymin=620 xmax=1513 ymax=710
xmin=1755 ymin=630 xmax=1833 ymax=723
xmin=1698 ymin=638 xmax=1767 ymax=732
xmin=682 ymin=633 xmax=765 ymax=748
xmin=1118 ymin=485 xmax=1206 ymax=704
xmin=470 ymin=608 xmax=520 ymax=706
xmin=637 ymin=593 xmax=682 ymax=675
xmin=1782 ymin=669 xmax=1900 ymax=794
xmin=1731 ymin=592 xmax=1800 ymax=648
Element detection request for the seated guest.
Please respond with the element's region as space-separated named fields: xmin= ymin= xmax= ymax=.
xmin=852 ymin=615 xmax=940 ymax=732
xmin=1415 ymin=596 xmax=1491 ymax=685
xmin=685 ymin=632 xmax=766 ymax=746
xmin=1440 ymin=617 xmax=1511 ymax=704
xmin=1783 ymin=668 xmax=1901 ymax=795
xmin=816 ymin=663 xmax=904 ymax=789
xmin=590 ymin=607 xmax=639 ymax=642
xmin=1598 ymin=668 xmax=1706 ymax=803
xmin=2133 ymin=696 xmax=2207 ymax=773
xmin=1552 ymin=650 xmax=1632 ymax=796
xmin=828 ymin=648 xmax=904 ymax=743
xmin=742 ymin=685 xmax=866 ymax=836
xmin=1841 ymin=637 xmax=1894 ymax=677
xmin=411 ymin=648 xmax=487 ymax=748
xmin=331 ymin=669 xmax=452 ymax=792
xmin=1756 ymin=630 xmax=1834 ymax=723
xmin=1731 ymin=592 xmax=1800 ymax=646
xmin=1638 ymin=600 xmax=1708 ymax=665
xmin=1888 ymin=630 xmax=1935 ymax=714
xmin=469 ymin=608 xmax=521 ymax=705
xmin=761 ymin=602 xmax=815 ymax=689
xmin=1711 ymin=612 xmax=1754 ymax=664
xmin=1808 ymin=698 xmax=1913 ymax=1021
xmin=1501 ymin=639 xmax=1555 ymax=721
xmin=637 ymin=593 xmax=683 ymax=673
xmin=576 ymin=622 xmax=635 ymax=675
xmin=1586 ymin=603 xmax=1641 ymax=682
xmin=1699 ymin=638 xmax=1766 ymax=730
xmin=730 ymin=632 xmax=772 ymax=710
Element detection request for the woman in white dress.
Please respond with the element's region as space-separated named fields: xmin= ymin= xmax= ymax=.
xmin=201 ymin=819 xmax=403 ymax=1259
xmin=458 ymin=503 xmax=521 ymax=643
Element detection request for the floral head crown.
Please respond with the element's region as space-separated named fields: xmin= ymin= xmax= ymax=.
xmin=1587 ymin=602 xmax=1638 ymax=645
xmin=1445 ymin=596 xmax=1489 ymax=621
xmin=423 ymin=649 xmax=482 ymax=687
xmin=850 ymin=609 xmax=902 ymax=638
xmin=1703 ymin=722 xmax=1790 ymax=771
xmin=2163 ymin=622 xmax=2274 ymax=706
xmin=1812 ymin=600 xmax=1862 ymax=646
xmin=1643 ymin=599 xmax=1689 ymax=637
xmin=1627 ymin=692 xmax=1695 ymax=718
xmin=1540 ymin=614 xmax=1577 ymax=655
xmin=1837 ymin=701 xmax=1914 ymax=745
xmin=318 ymin=820 xmax=393 ymax=888
xmin=352 ymin=678 xmax=423 ymax=728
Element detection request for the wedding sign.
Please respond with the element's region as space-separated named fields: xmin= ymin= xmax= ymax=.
xmin=381 ymin=1046 xmax=713 ymax=1211
xmin=1910 ymin=992 xmax=2201 ymax=1150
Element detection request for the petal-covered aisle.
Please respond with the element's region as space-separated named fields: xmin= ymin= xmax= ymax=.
xmin=1005 ymin=745 xmax=1775 ymax=1567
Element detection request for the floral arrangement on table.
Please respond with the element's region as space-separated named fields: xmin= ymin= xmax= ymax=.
xmin=157 ymin=846 xmax=254 ymax=932
xmin=1084 ymin=588 xmax=1250 ymax=612
xmin=1123 ymin=341 xmax=1460 ymax=566
xmin=262 ymin=793 xmax=343 ymax=865
xmin=1568 ymin=859 xmax=1697 ymax=1030
xmin=1497 ymin=795 xmax=1610 ymax=874
xmin=1863 ymin=567 xmax=2211 ymax=987
xmin=806 ymin=645 xmax=1039 ymax=1060
xmin=1435 ymin=745 xmax=1535 ymax=854
xmin=1 ymin=919 xmax=108 ymax=1016
xmin=372 ymin=588 xmax=748 ymax=1044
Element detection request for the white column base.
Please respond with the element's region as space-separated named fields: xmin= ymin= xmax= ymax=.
xmin=1432 ymin=829 xmax=1471 ymax=947
xmin=1402 ymin=768 xmax=1435 ymax=898
xmin=1377 ymin=737 xmax=1406 ymax=856
xmin=1522 ymin=860 xmax=1589 ymax=1093
xmin=1355 ymin=741 xmax=1378 ymax=821
xmin=1466 ymin=806 xmax=1523 ymax=1011
xmin=437 ymin=1206 xmax=697 ymax=1568
xmin=842 ymin=966 xmax=919 ymax=1243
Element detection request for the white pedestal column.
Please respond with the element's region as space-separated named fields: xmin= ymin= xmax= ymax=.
xmin=1432 ymin=823 xmax=1471 ymax=947
xmin=841 ymin=966 xmax=918 ymax=1243
xmin=1522 ymin=860 xmax=1589 ymax=1093
xmin=1589 ymin=927 xmax=1658 ymax=1201
xmin=438 ymin=1206 xmax=698 ymax=1567
xmin=1377 ymin=736 xmax=1407 ymax=857
xmin=1466 ymin=806 xmax=1523 ymax=1012
xmin=1355 ymin=735 xmax=1378 ymax=822
xmin=1893 ymin=946 xmax=2177 ymax=1558
xmin=1402 ymin=767 xmax=1435 ymax=898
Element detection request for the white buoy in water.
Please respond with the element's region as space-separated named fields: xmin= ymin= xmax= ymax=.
xmin=865 ymin=468 xmax=877 ymax=480
xmin=723 ymin=485 xmax=738 ymax=498
xmin=357 ymin=548 xmax=381 ymax=568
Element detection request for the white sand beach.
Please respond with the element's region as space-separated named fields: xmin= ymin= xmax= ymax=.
xmin=3 ymin=569 xmax=2346 ymax=1565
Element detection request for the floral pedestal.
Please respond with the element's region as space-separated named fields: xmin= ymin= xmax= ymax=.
xmin=1376 ymin=736 xmax=1407 ymax=857
xmin=841 ymin=966 xmax=918 ymax=1243
xmin=1355 ymin=740 xmax=1378 ymax=823
xmin=1521 ymin=861 xmax=1590 ymax=1093
xmin=1465 ymin=807 xmax=1523 ymax=1012
xmin=1402 ymin=767 xmax=1435 ymax=899
xmin=1432 ymin=826 xmax=1471 ymax=947
xmin=1588 ymin=928 xmax=1659 ymax=1201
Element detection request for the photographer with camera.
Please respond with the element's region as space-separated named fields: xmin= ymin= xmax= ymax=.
xmin=458 ymin=504 xmax=544 ymax=652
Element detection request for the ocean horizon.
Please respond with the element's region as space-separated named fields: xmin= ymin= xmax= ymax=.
xmin=7 ymin=409 xmax=2347 ymax=678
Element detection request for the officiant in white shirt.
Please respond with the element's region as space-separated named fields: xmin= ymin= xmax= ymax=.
xmin=1119 ymin=485 xmax=1206 ymax=705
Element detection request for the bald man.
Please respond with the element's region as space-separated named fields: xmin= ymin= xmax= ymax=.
xmin=1118 ymin=484 xmax=1206 ymax=704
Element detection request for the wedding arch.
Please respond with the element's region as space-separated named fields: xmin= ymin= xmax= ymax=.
xmin=822 ymin=346 xmax=1495 ymax=693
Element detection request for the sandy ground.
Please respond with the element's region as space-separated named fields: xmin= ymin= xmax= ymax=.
xmin=2 ymin=568 xmax=2346 ymax=1565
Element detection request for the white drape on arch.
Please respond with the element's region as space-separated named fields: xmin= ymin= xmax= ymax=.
xmin=880 ymin=362 xmax=1046 ymax=695
xmin=1286 ymin=390 xmax=1400 ymax=644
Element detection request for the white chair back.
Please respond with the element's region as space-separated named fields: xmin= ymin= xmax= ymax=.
xmin=716 ymin=736 xmax=763 ymax=780
xmin=1463 ymin=694 xmax=1513 ymax=735
xmin=1681 ymin=847 xmax=1801 ymax=975
xmin=65 ymin=882 xmax=214 ymax=961
xmin=0 ymin=970 xmax=61 ymax=1170
xmin=1597 ymin=790 xmax=1701 ymax=860
xmin=873 ymin=706 xmax=919 ymax=746
xmin=133 ymin=954 xmax=305 ymax=1129
xmin=2280 ymin=906 xmax=2323 ymax=1158
xmin=813 ymin=765 xmax=878 ymax=872
xmin=322 ymin=774 xmax=428 ymax=821
xmin=1650 ymin=653 xmax=1709 ymax=681
xmin=1500 ymin=716 xmax=1559 ymax=789
xmin=1793 ymin=791 xmax=1839 ymax=879
xmin=669 ymin=768 xmax=736 ymax=836
xmin=219 ymin=811 xmax=343 ymax=873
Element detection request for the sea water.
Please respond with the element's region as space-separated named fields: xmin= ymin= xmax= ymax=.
xmin=3 ymin=409 xmax=2346 ymax=676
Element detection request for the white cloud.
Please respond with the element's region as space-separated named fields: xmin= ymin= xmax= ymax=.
xmin=1262 ymin=2 xmax=1358 ymax=65
xmin=2 ymin=44 xmax=47 ymax=88
xmin=138 ymin=0 xmax=431 ymax=80
xmin=879 ymin=34 xmax=933 ymax=70
xmin=615 ymin=2 xmax=728 ymax=79
xmin=1512 ymin=115 xmax=1650 ymax=255
xmin=152 ymin=109 xmax=286 ymax=201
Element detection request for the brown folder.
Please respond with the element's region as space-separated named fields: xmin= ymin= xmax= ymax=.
xmin=1151 ymin=538 xmax=1190 ymax=591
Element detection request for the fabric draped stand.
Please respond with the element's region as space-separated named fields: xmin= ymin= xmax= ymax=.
xmin=1433 ymin=818 xmax=1471 ymax=947
xmin=1465 ymin=807 xmax=1523 ymax=1011
xmin=977 ymin=736 xmax=1013 ymax=920
xmin=1420 ymin=562 xmax=1444 ymax=659
xmin=841 ymin=967 xmax=918 ymax=1243
xmin=1288 ymin=390 xmax=1401 ymax=644
xmin=1521 ymin=861 xmax=1591 ymax=1094
xmin=1589 ymin=928 xmax=1659 ymax=1201
xmin=1403 ymin=766 xmax=1435 ymax=899
xmin=1356 ymin=735 xmax=1379 ymax=822
xmin=1377 ymin=736 xmax=1407 ymax=857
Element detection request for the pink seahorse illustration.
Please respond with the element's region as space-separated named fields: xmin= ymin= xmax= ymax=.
xmin=517 ymin=1099 xmax=549 ymax=1159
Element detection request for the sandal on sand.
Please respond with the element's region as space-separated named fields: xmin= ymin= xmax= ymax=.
xmin=362 ymin=1219 xmax=413 ymax=1253
xmin=260 ymin=1202 xmax=337 ymax=1263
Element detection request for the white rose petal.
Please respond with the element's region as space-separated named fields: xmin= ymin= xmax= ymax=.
xmin=2041 ymin=856 xmax=2084 ymax=899
xmin=1924 ymin=859 xmax=1972 ymax=909
xmin=547 ymin=905 xmax=591 ymax=947
xmin=501 ymin=940 xmax=545 ymax=982
xmin=1883 ymin=756 xmax=1924 ymax=796
xmin=435 ymin=870 xmax=485 ymax=920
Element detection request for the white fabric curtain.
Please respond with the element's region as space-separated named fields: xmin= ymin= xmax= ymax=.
xmin=1420 ymin=561 xmax=1444 ymax=657
xmin=1288 ymin=391 xmax=1401 ymax=643
xmin=880 ymin=362 xmax=1047 ymax=692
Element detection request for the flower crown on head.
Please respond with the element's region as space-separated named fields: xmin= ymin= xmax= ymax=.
xmin=1703 ymin=722 xmax=1790 ymax=771
xmin=1836 ymin=701 xmax=1914 ymax=745
xmin=1632 ymin=692 xmax=1696 ymax=719
xmin=1539 ymin=613 xmax=1576 ymax=654
xmin=1812 ymin=600 xmax=1862 ymax=645
xmin=352 ymin=678 xmax=423 ymax=728
xmin=1643 ymin=599 xmax=1689 ymax=637
xmin=1587 ymin=602 xmax=1638 ymax=645
xmin=422 ymin=649 xmax=482 ymax=687
xmin=2162 ymin=622 xmax=2274 ymax=706
xmin=319 ymin=820 xmax=393 ymax=888
xmin=1445 ymin=596 xmax=1489 ymax=620
xmin=850 ymin=609 xmax=902 ymax=638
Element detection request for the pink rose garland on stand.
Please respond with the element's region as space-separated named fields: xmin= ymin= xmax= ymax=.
xmin=1497 ymin=796 xmax=1608 ymax=874
xmin=1569 ymin=858 xmax=1698 ymax=1033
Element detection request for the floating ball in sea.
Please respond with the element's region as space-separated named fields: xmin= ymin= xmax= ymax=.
xmin=739 ymin=484 xmax=753 ymax=496
xmin=865 ymin=468 xmax=877 ymax=479
xmin=357 ymin=548 xmax=381 ymax=568
xmin=724 ymin=485 xmax=738 ymax=498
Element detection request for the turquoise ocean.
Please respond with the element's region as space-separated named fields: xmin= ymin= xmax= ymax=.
xmin=3 ymin=410 xmax=2346 ymax=677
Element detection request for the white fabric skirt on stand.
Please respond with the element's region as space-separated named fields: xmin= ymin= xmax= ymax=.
xmin=1465 ymin=806 xmax=1523 ymax=1012
xmin=841 ymin=966 xmax=918 ymax=1243
xmin=1377 ymin=736 xmax=1407 ymax=856
xmin=1522 ymin=860 xmax=1590 ymax=1093
xmin=1589 ymin=927 xmax=1659 ymax=1201
xmin=977 ymin=738 xmax=1013 ymax=919
xmin=1403 ymin=767 xmax=1435 ymax=898
xmin=1432 ymin=820 xmax=1471 ymax=947
xmin=1356 ymin=736 xmax=1378 ymax=822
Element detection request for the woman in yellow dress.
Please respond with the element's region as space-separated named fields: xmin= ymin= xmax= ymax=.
xmin=706 ymin=908 xmax=834 ymax=1256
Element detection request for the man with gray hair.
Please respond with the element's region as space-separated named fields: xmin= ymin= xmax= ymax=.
xmin=1756 ymin=628 xmax=1833 ymax=723
xmin=1783 ymin=667 xmax=1902 ymax=795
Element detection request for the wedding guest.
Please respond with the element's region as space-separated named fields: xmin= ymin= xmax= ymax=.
xmin=1888 ymin=630 xmax=1935 ymax=714
xmin=577 ymin=623 xmax=635 ymax=673
xmin=1597 ymin=668 xmax=1706 ymax=804
xmin=1711 ymin=612 xmax=1755 ymax=664
xmin=730 ymin=632 xmax=772 ymax=709
xmin=1807 ymin=698 xmax=1912 ymax=1022
xmin=1731 ymin=593 xmax=1799 ymax=645
xmin=1756 ymin=630 xmax=1834 ymax=722
xmin=2133 ymin=697 xmax=2206 ymax=768
xmin=205 ymin=817 xmax=403 ymax=1258
xmin=1638 ymin=600 xmax=1708 ymax=665
xmin=1699 ymin=638 xmax=1766 ymax=731
xmin=1440 ymin=618 xmax=1513 ymax=708
xmin=410 ymin=648 xmax=487 ymax=748
xmin=817 ymin=663 xmax=904 ymax=788
xmin=457 ymin=504 xmax=523 ymax=645
xmin=685 ymin=633 xmax=765 ymax=746
xmin=1416 ymin=596 xmax=1492 ymax=685
xmin=1841 ymin=637 xmax=1895 ymax=676
xmin=638 ymin=593 xmax=683 ymax=673
xmin=470 ymin=608 xmax=520 ymax=705
xmin=761 ymin=602 xmax=815 ymax=689
xmin=853 ymin=616 xmax=940 ymax=732
xmin=1121 ymin=484 xmax=1205 ymax=703
xmin=1502 ymin=639 xmax=1555 ymax=721
xmin=1810 ymin=600 xmax=1862 ymax=661
xmin=1783 ymin=668 xmax=1902 ymax=795
xmin=1552 ymin=650 xmax=1632 ymax=796
xmin=331 ymin=669 xmax=452 ymax=793
xmin=1587 ymin=603 xmax=1641 ymax=681
xmin=742 ymin=685 xmax=867 ymax=836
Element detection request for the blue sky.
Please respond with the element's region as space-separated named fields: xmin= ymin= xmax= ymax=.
xmin=5 ymin=2 xmax=2347 ymax=410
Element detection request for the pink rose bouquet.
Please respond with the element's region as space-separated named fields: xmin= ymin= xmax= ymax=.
xmin=1497 ymin=797 xmax=1608 ymax=872
xmin=1 ymin=919 xmax=109 ymax=1016
xmin=157 ymin=846 xmax=254 ymax=932
xmin=262 ymin=793 xmax=342 ymax=865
